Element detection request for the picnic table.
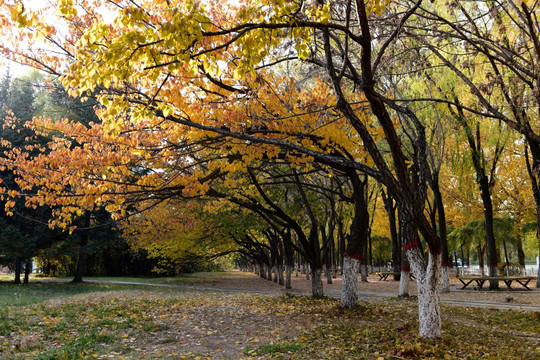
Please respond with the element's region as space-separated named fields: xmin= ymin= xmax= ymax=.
xmin=457 ymin=275 xmax=537 ymax=290
xmin=375 ymin=272 xmax=415 ymax=281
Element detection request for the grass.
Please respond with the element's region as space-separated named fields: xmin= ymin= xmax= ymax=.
xmin=88 ymin=271 xmax=229 ymax=285
xmin=0 ymin=274 xmax=537 ymax=359
xmin=244 ymin=343 xmax=304 ymax=356
xmin=0 ymin=280 xmax=147 ymax=308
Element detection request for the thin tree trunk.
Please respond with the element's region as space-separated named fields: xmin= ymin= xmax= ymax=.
xmin=432 ymin=173 xmax=450 ymax=292
xmin=324 ymin=264 xmax=332 ymax=284
xmin=72 ymin=211 xmax=91 ymax=284
xmin=515 ymin=229 xmax=526 ymax=268
xmin=382 ymin=191 xmax=401 ymax=280
xmin=23 ymin=259 xmax=32 ymax=285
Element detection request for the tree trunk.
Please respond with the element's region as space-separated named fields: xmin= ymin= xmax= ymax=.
xmin=398 ymin=267 xmax=410 ymax=297
xmin=431 ymin=173 xmax=450 ymax=292
xmin=277 ymin=264 xmax=284 ymax=286
xmin=72 ymin=211 xmax=91 ymax=284
xmin=477 ymin=245 xmax=485 ymax=276
xmin=23 ymin=259 xmax=32 ymax=285
xmin=310 ymin=267 xmax=324 ymax=298
xmin=340 ymin=256 xmax=359 ymax=307
xmin=440 ymin=266 xmax=450 ymax=293
xmin=267 ymin=263 xmax=272 ymax=281
xmin=285 ymin=264 xmax=292 ymax=289
xmin=515 ymin=229 xmax=525 ymax=268
xmin=408 ymin=248 xmax=442 ymax=338
xmin=14 ymin=257 xmax=21 ymax=285
xmin=259 ymin=263 xmax=266 ymax=279
xmin=324 ymin=264 xmax=332 ymax=284
xmin=360 ymin=263 xmax=368 ymax=282
xmin=340 ymin=172 xmax=369 ymax=307
xmin=382 ymin=191 xmax=401 ymax=280
xmin=523 ymin=140 xmax=540 ymax=287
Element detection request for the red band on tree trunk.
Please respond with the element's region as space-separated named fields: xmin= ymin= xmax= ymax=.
xmin=403 ymin=240 xmax=419 ymax=252
xmin=344 ymin=252 xmax=363 ymax=260
xmin=401 ymin=267 xmax=411 ymax=272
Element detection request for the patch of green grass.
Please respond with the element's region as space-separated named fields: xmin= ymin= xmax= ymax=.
xmin=0 ymin=282 xmax=146 ymax=308
xmin=244 ymin=343 xmax=304 ymax=357
xmin=88 ymin=270 xmax=231 ymax=286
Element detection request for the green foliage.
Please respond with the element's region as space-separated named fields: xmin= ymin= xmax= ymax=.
xmin=371 ymin=235 xmax=391 ymax=266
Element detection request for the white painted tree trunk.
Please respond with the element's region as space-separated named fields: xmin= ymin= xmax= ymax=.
xmin=311 ymin=267 xmax=324 ymax=297
xmin=285 ymin=264 xmax=292 ymax=289
xmin=305 ymin=264 xmax=310 ymax=280
xmin=340 ymin=256 xmax=359 ymax=308
xmin=398 ymin=269 xmax=410 ymax=297
xmin=441 ymin=265 xmax=450 ymax=293
xmin=407 ymin=248 xmax=442 ymax=338
xmin=272 ymin=265 xmax=278 ymax=282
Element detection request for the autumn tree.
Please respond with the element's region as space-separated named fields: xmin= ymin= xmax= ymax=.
xmin=0 ymin=0 xmax=456 ymax=337
xmin=410 ymin=0 xmax=540 ymax=287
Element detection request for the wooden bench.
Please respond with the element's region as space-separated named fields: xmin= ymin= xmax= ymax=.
xmin=374 ymin=272 xmax=414 ymax=281
xmin=457 ymin=276 xmax=537 ymax=290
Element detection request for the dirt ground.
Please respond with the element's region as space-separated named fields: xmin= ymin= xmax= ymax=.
xmin=195 ymin=270 xmax=540 ymax=307
xmin=29 ymin=271 xmax=538 ymax=360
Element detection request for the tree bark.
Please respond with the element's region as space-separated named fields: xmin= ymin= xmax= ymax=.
xmin=72 ymin=211 xmax=91 ymax=284
xmin=324 ymin=264 xmax=333 ymax=284
xmin=277 ymin=264 xmax=284 ymax=286
xmin=341 ymin=256 xmax=359 ymax=308
xmin=14 ymin=257 xmax=21 ymax=285
xmin=440 ymin=266 xmax=450 ymax=293
xmin=310 ymin=267 xmax=324 ymax=298
xmin=398 ymin=255 xmax=410 ymax=297
xmin=382 ymin=190 xmax=401 ymax=280
xmin=431 ymin=173 xmax=450 ymax=292
xmin=285 ymin=264 xmax=292 ymax=289
xmin=23 ymin=259 xmax=32 ymax=285
xmin=408 ymin=248 xmax=442 ymax=338
xmin=340 ymin=173 xmax=369 ymax=307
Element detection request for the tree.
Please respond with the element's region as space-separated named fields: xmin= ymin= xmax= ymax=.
xmin=0 ymin=0 xmax=449 ymax=337
xmin=412 ymin=0 xmax=540 ymax=287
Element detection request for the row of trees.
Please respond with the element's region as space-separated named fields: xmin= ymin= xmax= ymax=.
xmin=0 ymin=0 xmax=538 ymax=338
xmin=0 ymin=70 xmax=216 ymax=280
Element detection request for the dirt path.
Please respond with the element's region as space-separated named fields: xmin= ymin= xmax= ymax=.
xmin=85 ymin=271 xmax=540 ymax=312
